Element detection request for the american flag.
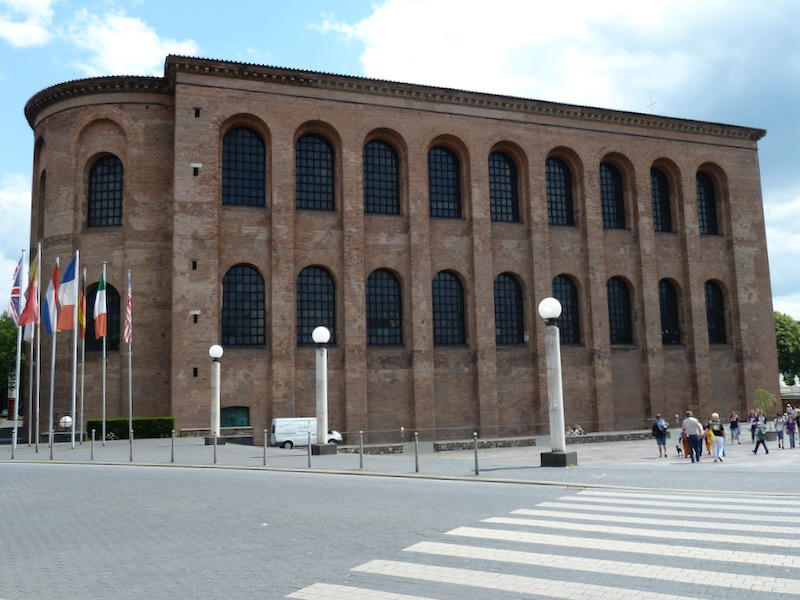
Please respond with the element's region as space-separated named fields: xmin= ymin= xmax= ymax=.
xmin=123 ymin=271 xmax=132 ymax=344
xmin=8 ymin=254 xmax=24 ymax=326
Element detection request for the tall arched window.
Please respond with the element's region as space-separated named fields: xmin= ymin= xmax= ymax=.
xmin=651 ymin=167 xmax=672 ymax=232
xmin=296 ymin=134 xmax=334 ymax=210
xmin=296 ymin=266 xmax=335 ymax=345
xmin=87 ymin=155 xmax=123 ymax=227
xmin=222 ymin=265 xmax=265 ymax=346
xmin=659 ymin=279 xmax=680 ymax=345
xmin=552 ymin=275 xmax=580 ymax=345
xmin=428 ymin=146 xmax=461 ymax=218
xmin=364 ymin=140 xmax=400 ymax=215
xmin=600 ymin=162 xmax=625 ymax=229
xmin=489 ymin=151 xmax=519 ymax=222
xmin=366 ymin=269 xmax=402 ymax=345
xmin=86 ymin=283 xmax=120 ymax=352
xmin=546 ymin=157 xmax=574 ymax=226
xmin=705 ymin=280 xmax=726 ymax=344
xmin=222 ymin=127 xmax=265 ymax=206
xmin=696 ymin=172 xmax=718 ymax=235
xmin=493 ymin=273 xmax=524 ymax=344
xmin=432 ymin=271 xmax=465 ymax=345
xmin=607 ymin=277 xmax=632 ymax=344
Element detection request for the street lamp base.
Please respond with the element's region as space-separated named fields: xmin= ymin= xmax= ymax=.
xmin=204 ymin=436 xmax=226 ymax=446
xmin=540 ymin=451 xmax=578 ymax=467
xmin=311 ymin=443 xmax=337 ymax=456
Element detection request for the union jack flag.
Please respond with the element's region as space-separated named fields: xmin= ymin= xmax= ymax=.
xmin=8 ymin=254 xmax=24 ymax=326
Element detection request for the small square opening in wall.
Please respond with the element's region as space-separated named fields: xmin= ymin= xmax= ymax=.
xmin=192 ymin=260 xmax=197 ymax=270
xmin=194 ymin=107 xmax=201 ymax=118
xmin=193 ymin=367 xmax=198 ymax=378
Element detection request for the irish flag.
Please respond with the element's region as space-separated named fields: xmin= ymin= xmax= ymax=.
xmin=94 ymin=269 xmax=107 ymax=339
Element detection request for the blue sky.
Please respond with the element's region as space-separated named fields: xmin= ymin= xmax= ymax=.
xmin=2 ymin=0 xmax=799 ymax=320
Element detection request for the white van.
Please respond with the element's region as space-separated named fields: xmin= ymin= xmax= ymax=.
xmin=270 ymin=417 xmax=343 ymax=449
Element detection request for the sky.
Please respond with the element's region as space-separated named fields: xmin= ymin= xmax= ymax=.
xmin=1 ymin=0 xmax=799 ymax=320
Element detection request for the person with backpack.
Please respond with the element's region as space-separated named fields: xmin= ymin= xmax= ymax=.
xmin=753 ymin=422 xmax=770 ymax=454
xmin=652 ymin=413 xmax=669 ymax=458
xmin=706 ymin=413 xmax=725 ymax=462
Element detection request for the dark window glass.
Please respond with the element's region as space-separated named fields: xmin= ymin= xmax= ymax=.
xmin=88 ymin=155 xmax=123 ymax=227
xmin=600 ymin=162 xmax=625 ymax=229
xmin=366 ymin=269 xmax=402 ymax=345
xmin=697 ymin=172 xmax=718 ymax=235
xmin=222 ymin=265 xmax=265 ymax=346
xmin=552 ymin=275 xmax=580 ymax=344
xmin=221 ymin=406 xmax=250 ymax=427
xmin=222 ymin=127 xmax=265 ymax=207
xmin=296 ymin=134 xmax=334 ymax=210
xmin=489 ymin=152 xmax=519 ymax=222
xmin=428 ymin=146 xmax=461 ymax=218
xmin=651 ymin=168 xmax=671 ymax=232
xmin=607 ymin=277 xmax=632 ymax=344
xmin=86 ymin=283 xmax=120 ymax=352
xmin=432 ymin=271 xmax=465 ymax=345
xmin=659 ymin=279 xmax=680 ymax=345
xmin=364 ymin=140 xmax=400 ymax=215
xmin=296 ymin=266 xmax=335 ymax=345
xmin=546 ymin=157 xmax=574 ymax=226
xmin=493 ymin=274 xmax=524 ymax=344
xmin=705 ymin=281 xmax=726 ymax=343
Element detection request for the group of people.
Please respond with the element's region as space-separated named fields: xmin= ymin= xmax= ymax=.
xmin=652 ymin=403 xmax=800 ymax=461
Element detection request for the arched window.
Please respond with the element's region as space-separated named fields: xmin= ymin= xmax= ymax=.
xmin=222 ymin=265 xmax=265 ymax=346
xmin=432 ymin=271 xmax=465 ymax=345
xmin=87 ymin=155 xmax=123 ymax=227
xmin=366 ymin=269 xmax=402 ymax=345
xmin=546 ymin=157 xmax=574 ymax=226
xmin=651 ymin=168 xmax=672 ymax=232
xmin=428 ymin=146 xmax=461 ymax=218
xmin=705 ymin=280 xmax=726 ymax=344
xmin=493 ymin=273 xmax=524 ymax=344
xmin=296 ymin=134 xmax=334 ymax=210
xmin=600 ymin=162 xmax=625 ymax=229
xmin=86 ymin=283 xmax=120 ymax=352
xmin=696 ymin=172 xmax=718 ymax=235
xmin=552 ymin=275 xmax=580 ymax=345
xmin=222 ymin=127 xmax=265 ymax=206
xmin=659 ymin=279 xmax=680 ymax=345
xmin=296 ymin=266 xmax=335 ymax=345
xmin=489 ymin=151 xmax=519 ymax=222
xmin=364 ymin=140 xmax=400 ymax=215
xmin=607 ymin=277 xmax=632 ymax=344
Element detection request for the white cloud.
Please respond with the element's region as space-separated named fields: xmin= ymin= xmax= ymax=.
xmin=0 ymin=172 xmax=31 ymax=316
xmin=0 ymin=0 xmax=54 ymax=47
xmin=64 ymin=9 xmax=198 ymax=77
xmin=773 ymin=296 xmax=800 ymax=322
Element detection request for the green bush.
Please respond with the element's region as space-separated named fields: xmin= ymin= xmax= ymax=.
xmin=86 ymin=417 xmax=175 ymax=440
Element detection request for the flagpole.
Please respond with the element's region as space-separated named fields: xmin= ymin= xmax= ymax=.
xmin=126 ymin=270 xmax=133 ymax=462
xmin=35 ymin=242 xmax=42 ymax=453
xmin=101 ymin=262 xmax=107 ymax=446
xmin=11 ymin=249 xmax=25 ymax=458
xmin=80 ymin=268 xmax=86 ymax=445
xmin=48 ymin=257 xmax=59 ymax=454
xmin=27 ymin=326 xmax=34 ymax=446
xmin=70 ymin=251 xmax=79 ymax=448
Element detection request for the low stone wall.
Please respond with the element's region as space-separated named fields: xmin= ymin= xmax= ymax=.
xmin=566 ymin=430 xmax=652 ymax=444
xmin=338 ymin=443 xmax=404 ymax=455
xmin=433 ymin=437 xmax=538 ymax=452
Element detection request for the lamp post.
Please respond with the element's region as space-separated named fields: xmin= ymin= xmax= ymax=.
xmin=209 ymin=345 xmax=223 ymax=443
xmin=311 ymin=326 xmax=335 ymax=454
xmin=538 ymin=297 xmax=577 ymax=467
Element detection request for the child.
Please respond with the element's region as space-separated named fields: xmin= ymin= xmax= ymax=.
xmin=753 ymin=423 xmax=769 ymax=454
xmin=775 ymin=413 xmax=786 ymax=449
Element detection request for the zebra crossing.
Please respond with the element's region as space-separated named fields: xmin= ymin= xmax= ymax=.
xmin=287 ymin=489 xmax=800 ymax=599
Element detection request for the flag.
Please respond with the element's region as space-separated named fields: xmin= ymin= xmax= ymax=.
xmin=78 ymin=272 xmax=86 ymax=339
xmin=94 ymin=269 xmax=107 ymax=339
xmin=42 ymin=261 xmax=59 ymax=335
xmin=57 ymin=254 xmax=77 ymax=331
xmin=8 ymin=255 xmax=24 ymax=326
xmin=18 ymin=252 xmax=39 ymax=326
xmin=123 ymin=272 xmax=132 ymax=344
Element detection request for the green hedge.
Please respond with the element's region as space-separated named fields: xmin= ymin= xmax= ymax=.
xmin=86 ymin=417 xmax=175 ymax=440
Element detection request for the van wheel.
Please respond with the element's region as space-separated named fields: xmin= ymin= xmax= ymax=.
xmin=328 ymin=439 xmax=339 ymax=445
xmin=282 ymin=441 xmax=293 ymax=449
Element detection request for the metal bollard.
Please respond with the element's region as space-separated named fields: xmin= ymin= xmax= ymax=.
xmin=307 ymin=431 xmax=312 ymax=468
xmin=263 ymin=429 xmax=268 ymax=466
xmin=91 ymin=429 xmax=95 ymax=461
xmin=414 ymin=431 xmax=419 ymax=473
xmin=359 ymin=431 xmax=364 ymax=470
xmin=171 ymin=430 xmax=175 ymax=463
xmin=400 ymin=426 xmax=405 ymax=443
xmin=213 ymin=432 xmax=218 ymax=464
xmin=49 ymin=430 xmax=54 ymax=460
xmin=129 ymin=428 xmax=134 ymax=462
xmin=473 ymin=432 xmax=479 ymax=476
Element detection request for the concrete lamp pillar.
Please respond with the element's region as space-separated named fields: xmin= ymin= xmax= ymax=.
xmin=538 ymin=298 xmax=577 ymax=467
xmin=207 ymin=344 xmax=225 ymax=446
xmin=311 ymin=326 xmax=336 ymax=455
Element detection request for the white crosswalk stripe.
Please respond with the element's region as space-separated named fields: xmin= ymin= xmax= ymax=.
xmin=288 ymin=489 xmax=800 ymax=599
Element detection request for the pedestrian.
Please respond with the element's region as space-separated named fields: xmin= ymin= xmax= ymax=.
xmin=775 ymin=413 xmax=786 ymax=449
xmin=729 ymin=412 xmax=740 ymax=444
xmin=706 ymin=413 xmax=725 ymax=462
xmin=682 ymin=410 xmax=704 ymax=463
xmin=753 ymin=422 xmax=769 ymax=454
xmin=786 ymin=415 xmax=797 ymax=449
xmin=652 ymin=413 xmax=669 ymax=458
xmin=748 ymin=410 xmax=757 ymax=443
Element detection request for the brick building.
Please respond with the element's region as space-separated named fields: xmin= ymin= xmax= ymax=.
xmin=23 ymin=55 xmax=779 ymax=441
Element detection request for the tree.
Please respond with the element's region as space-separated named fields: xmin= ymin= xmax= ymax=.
xmin=0 ymin=312 xmax=20 ymax=402
xmin=754 ymin=388 xmax=777 ymax=415
xmin=775 ymin=311 xmax=800 ymax=384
